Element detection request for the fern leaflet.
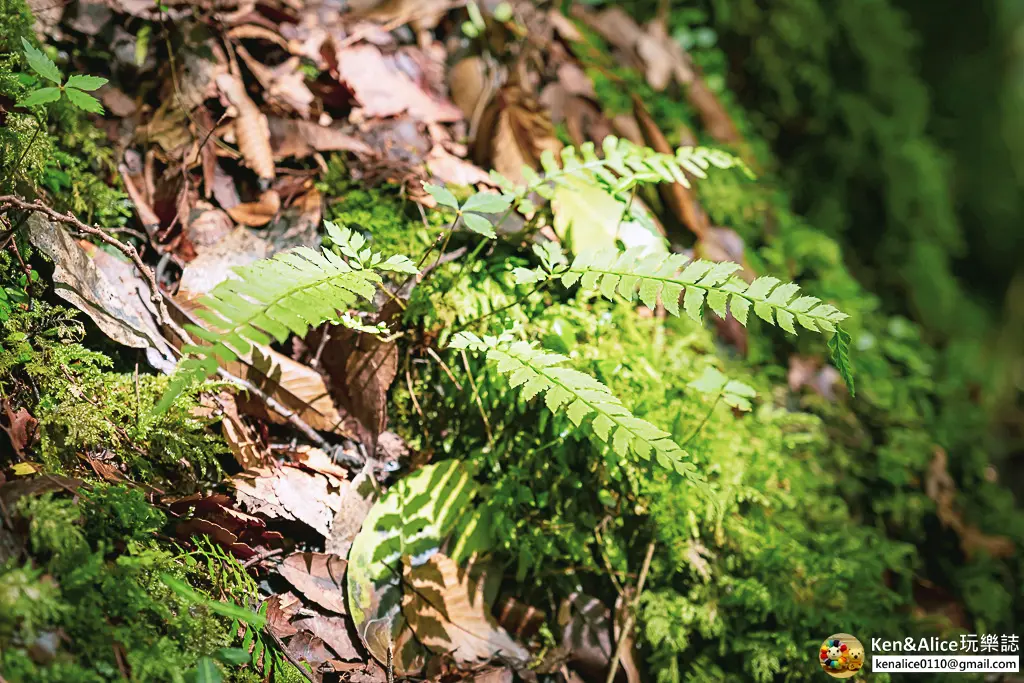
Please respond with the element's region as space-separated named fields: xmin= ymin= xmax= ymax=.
xmin=490 ymin=136 xmax=752 ymax=214
xmin=515 ymin=244 xmax=849 ymax=336
xmin=450 ymin=331 xmax=700 ymax=481
xmin=156 ymin=222 xmax=417 ymax=412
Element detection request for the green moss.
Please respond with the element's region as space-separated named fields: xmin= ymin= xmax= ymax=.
xmin=2 ymin=486 xmax=234 ymax=682
xmin=0 ymin=302 xmax=227 ymax=487
xmin=318 ymin=155 xmax=448 ymax=258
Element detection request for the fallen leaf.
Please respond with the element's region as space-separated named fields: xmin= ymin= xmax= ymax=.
xmin=286 ymin=631 xmax=335 ymax=671
xmin=272 ymin=468 xmax=342 ymax=537
xmin=291 ymin=613 xmax=363 ymax=661
xmin=268 ymin=118 xmax=372 ymax=160
xmin=559 ymin=592 xmax=638 ymax=683
xmin=2 ymin=400 xmax=38 ymax=457
xmin=178 ymin=226 xmax=270 ymax=295
xmin=403 ymin=554 xmax=528 ymax=666
xmin=325 ymin=471 xmax=378 ymax=558
xmin=26 ymin=215 xmax=176 ymax=372
xmin=217 ymin=392 xmax=267 ymax=468
xmin=236 ymin=44 xmax=314 ymax=119
xmin=266 ymin=593 xmax=301 ymax=640
xmin=216 ymin=73 xmax=276 ymax=181
xmin=227 ymin=190 xmax=281 ymax=227
xmin=320 ymin=332 xmax=397 ymax=455
xmin=475 ymin=84 xmax=562 ymax=185
xmin=335 ymin=44 xmax=461 ymax=123
xmin=186 ymin=203 xmax=234 ymax=248
xmin=278 ymin=552 xmax=349 ymax=614
xmin=632 ymin=95 xmax=709 ymax=239
xmin=425 ymin=145 xmax=491 ymax=187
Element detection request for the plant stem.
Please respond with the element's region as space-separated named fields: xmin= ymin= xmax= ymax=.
xmin=683 ymin=393 xmax=722 ymax=446
xmin=452 ymin=280 xmax=549 ymax=332
xmin=2 ymin=115 xmax=45 ymax=189
xmin=605 ymin=538 xmax=656 ymax=683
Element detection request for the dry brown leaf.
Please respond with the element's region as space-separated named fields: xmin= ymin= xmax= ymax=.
xmin=559 ymin=592 xmax=639 ymax=683
xmin=278 ymin=552 xmax=349 ymax=614
xmin=268 ymin=118 xmax=372 ymax=160
xmin=234 ymin=467 xmax=295 ymax=522
xmin=216 ymin=73 xmax=276 ymax=181
xmin=286 ymin=631 xmax=335 ymax=673
xmin=632 ymin=95 xmax=709 ymax=239
xmin=98 ymin=85 xmax=136 ymax=117
xmin=291 ymin=613 xmax=362 ymax=661
xmin=186 ymin=203 xmax=235 ymax=248
xmin=178 ymin=226 xmax=269 ymax=294
xmin=325 ymin=471 xmax=378 ymax=558
xmin=266 ymin=593 xmax=302 ymax=640
xmin=227 ymin=190 xmax=281 ymax=227
xmin=272 ymin=468 xmax=342 ymax=537
xmin=232 ymin=345 xmax=353 ymax=436
xmin=475 ymin=84 xmax=563 ymax=185
xmin=335 ymin=44 xmax=461 ymax=123
xmin=236 ymin=44 xmax=314 ymax=119
xmin=211 ymin=163 xmax=241 ymax=209
xmin=287 ymin=445 xmax=349 ymax=487
xmin=26 ymin=215 xmax=176 ymax=372
xmin=216 ymin=392 xmax=267 ymax=468
xmin=925 ymin=448 xmax=1015 ymax=559
xmin=402 ymin=554 xmax=528 ymax=666
xmin=228 ymin=24 xmax=291 ymax=50
xmin=136 ymin=99 xmax=192 ymax=158
xmin=319 ymin=334 xmax=398 ymax=456
xmin=2 ymin=399 xmax=38 ymax=457
xmin=425 ymin=145 xmax=491 ymax=186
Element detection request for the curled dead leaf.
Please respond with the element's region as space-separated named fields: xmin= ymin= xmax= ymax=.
xmin=227 ymin=190 xmax=281 ymax=227
xmin=474 ymin=84 xmax=563 ymax=185
xmin=216 ymin=73 xmax=276 ymax=181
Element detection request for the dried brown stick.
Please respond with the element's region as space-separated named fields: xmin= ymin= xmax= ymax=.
xmin=605 ymin=539 xmax=656 ymax=683
xmin=0 ymin=195 xmax=167 ymax=324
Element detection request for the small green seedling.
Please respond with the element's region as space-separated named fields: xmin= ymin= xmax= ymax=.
xmin=18 ymin=38 xmax=107 ymax=114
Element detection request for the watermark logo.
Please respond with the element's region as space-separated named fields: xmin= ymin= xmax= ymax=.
xmin=819 ymin=633 xmax=865 ymax=678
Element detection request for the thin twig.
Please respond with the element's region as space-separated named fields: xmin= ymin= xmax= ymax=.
xmin=460 ymin=350 xmax=492 ymax=444
xmin=606 ymin=539 xmax=656 ymax=683
xmin=453 ymin=281 xmax=548 ymax=332
xmin=0 ymin=195 xmax=167 ymax=324
xmin=265 ymin=629 xmax=315 ymax=683
xmin=241 ymin=547 xmax=283 ymax=568
xmin=425 ymin=347 xmax=462 ymax=390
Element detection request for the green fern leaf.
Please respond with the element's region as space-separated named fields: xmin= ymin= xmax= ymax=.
xmin=517 ymin=245 xmax=849 ymax=336
xmin=827 ymin=325 xmax=856 ymax=396
xmin=688 ymin=367 xmax=756 ymax=411
xmin=492 ymin=136 xmax=752 ymax=212
xmin=155 ymin=223 xmax=417 ymax=413
xmin=450 ymin=331 xmax=700 ymax=480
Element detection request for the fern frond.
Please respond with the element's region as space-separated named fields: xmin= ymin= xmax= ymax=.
xmin=156 ymin=222 xmax=417 ymax=413
xmin=490 ymin=136 xmax=752 ymax=213
xmin=827 ymin=326 xmax=856 ymax=396
xmin=516 ymin=245 xmax=849 ymax=336
xmin=450 ymin=331 xmax=700 ymax=481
